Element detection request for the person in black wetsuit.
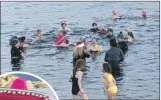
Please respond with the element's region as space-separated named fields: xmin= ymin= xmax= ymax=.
xmin=90 ymin=23 xmax=99 ymax=33
xmin=104 ymin=38 xmax=124 ymax=78
xmin=73 ymin=42 xmax=90 ymax=67
xmin=11 ymin=39 xmax=24 ymax=65
xmin=117 ymin=40 xmax=128 ymax=55
xmin=117 ymin=32 xmax=128 ymax=55
xmin=69 ymin=59 xmax=88 ymax=100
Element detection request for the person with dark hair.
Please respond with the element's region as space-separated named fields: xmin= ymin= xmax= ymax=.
xmin=127 ymin=31 xmax=134 ymax=43
xmin=102 ymin=62 xmax=117 ymax=100
xmin=104 ymin=38 xmax=124 ymax=77
xmin=90 ymin=23 xmax=99 ymax=32
xmin=18 ymin=36 xmax=29 ymax=53
xmin=69 ymin=59 xmax=88 ymax=100
xmin=106 ymin=29 xmax=118 ymax=40
xmin=11 ymin=39 xmax=24 ymax=64
xmin=117 ymin=40 xmax=128 ymax=55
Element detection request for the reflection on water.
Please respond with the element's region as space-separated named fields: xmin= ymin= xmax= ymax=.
xmin=1 ymin=2 xmax=159 ymax=99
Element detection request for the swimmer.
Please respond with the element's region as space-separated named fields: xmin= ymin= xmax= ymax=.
xmin=11 ymin=39 xmax=24 ymax=64
xmin=126 ymin=29 xmax=134 ymax=43
xmin=112 ymin=10 xmax=121 ymax=20
xmin=102 ymin=63 xmax=117 ymax=100
xmin=90 ymin=23 xmax=99 ymax=32
xmin=58 ymin=21 xmax=72 ymax=33
xmin=98 ymin=24 xmax=107 ymax=35
xmin=73 ymin=42 xmax=90 ymax=67
xmin=142 ymin=9 xmax=147 ymax=18
xmin=88 ymin=38 xmax=102 ymax=53
xmin=117 ymin=32 xmax=124 ymax=39
xmin=9 ymin=36 xmax=18 ymax=46
xmin=18 ymin=36 xmax=29 ymax=53
xmin=36 ymin=29 xmax=44 ymax=40
xmin=70 ymin=59 xmax=88 ymax=100
xmin=107 ymin=29 xmax=118 ymax=40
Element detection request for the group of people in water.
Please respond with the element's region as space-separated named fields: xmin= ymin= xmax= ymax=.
xmin=9 ymin=9 xmax=147 ymax=100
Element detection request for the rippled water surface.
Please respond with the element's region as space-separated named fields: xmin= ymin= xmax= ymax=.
xmin=1 ymin=2 xmax=160 ymax=99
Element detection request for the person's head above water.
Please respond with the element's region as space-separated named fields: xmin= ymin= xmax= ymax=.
xmin=102 ymin=63 xmax=112 ymax=73
xmin=128 ymin=32 xmax=134 ymax=39
xmin=61 ymin=21 xmax=67 ymax=28
xmin=92 ymin=23 xmax=97 ymax=28
xmin=112 ymin=10 xmax=117 ymax=15
xmin=37 ymin=29 xmax=41 ymax=34
xmin=12 ymin=39 xmax=19 ymax=46
xmin=110 ymin=38 xmax=117 ymax=47
xmin=91 ymin=38 xmax=97 ymax=45
xmin=19 ymin=36 xmax=26 ymax=43
xmin=107 ymin=28 xmax=113 ymax=36
xmin=74 ymin=59 xmax=85 ymax=71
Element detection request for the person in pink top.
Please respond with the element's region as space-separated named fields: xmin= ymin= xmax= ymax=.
xmin=142 ymin=9 xmax=147 ymax=18
xmin=10 ymin=78 xmax=28 ymax=90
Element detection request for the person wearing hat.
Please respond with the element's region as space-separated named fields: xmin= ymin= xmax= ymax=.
xmin=104 ymin=38 xmax=124 ymax=78
xmin=11 ymin=39 xmax=24 ymax=65
xmin=73 ymin=42 xmax=90 ymax=67
xmin=58 ymin=21 xmax=72 ymax=34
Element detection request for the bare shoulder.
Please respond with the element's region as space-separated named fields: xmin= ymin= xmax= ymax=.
xmin=103 ymin=73 xmax=108 ymax=78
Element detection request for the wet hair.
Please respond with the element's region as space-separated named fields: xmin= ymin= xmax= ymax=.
xmin=103 ymin=63 xmax=112 ymax=73
xmin=73 ymin=59 xmax=85 ymax=75
xmin=118 ymin=32 xmax=123 ymax=39
xmin=19 ymin=36 xmax=26 ymax=43
xmin=107 ymin=28 xmax=113 ymax=33
xmin=92 ymin=23 xmax=97 ymax=27
xmin=110 ymin=38 xmax=117 ymax=47
xmin=128 ymin=32 xmax=134 ymax=39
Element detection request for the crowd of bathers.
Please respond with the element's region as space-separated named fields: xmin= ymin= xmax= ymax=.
xmin=9 ymin=9 xmax=147 ymax=100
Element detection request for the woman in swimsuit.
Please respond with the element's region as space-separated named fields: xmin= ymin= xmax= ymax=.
xmin=102 ymin=63 xmax=118 ymax=100
xmin=70 ymin=59 xmax=88 ymax=100
xmin=73 ymin=43 xmax=90 ymax=67
xmin=88 ymin=38 xmax=102 ymax=53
